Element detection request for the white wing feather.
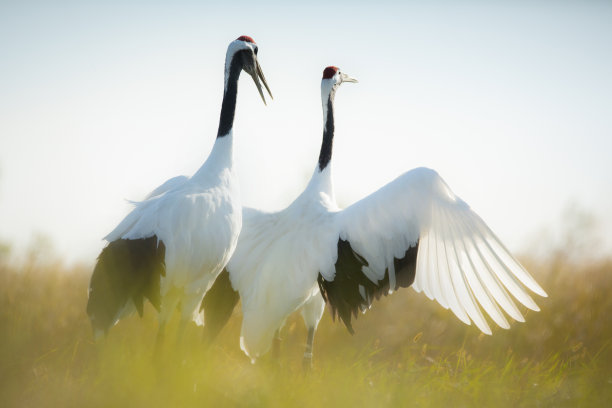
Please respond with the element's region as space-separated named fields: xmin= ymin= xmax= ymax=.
xmin=144 ymin=175 xmax=189 ymax=199
xmin=331 ymin=167 xmax=546 ymax=334
xmin=105 ymin=175 xmax=189 ymax=241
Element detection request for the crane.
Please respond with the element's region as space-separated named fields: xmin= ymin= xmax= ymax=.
xmin=202 ymin=66 xmax=546 ymax=368
xmin=86 ymin=36 xmax=272 ymax=345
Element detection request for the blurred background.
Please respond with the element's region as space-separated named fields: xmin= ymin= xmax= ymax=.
xmin=1 ymin=0 xmax=611 ymax=266
xmin=1 ymin=2 xmax=611 ymax=406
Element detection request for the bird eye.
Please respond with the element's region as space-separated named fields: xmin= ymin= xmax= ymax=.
xmin=254 ymin=47 xmax=258 ymax=55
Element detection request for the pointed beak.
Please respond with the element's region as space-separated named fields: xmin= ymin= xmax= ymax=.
xmin=340 ymin=72 xmax=358 ymax=84
xmin=249 ymin=58 xmax=273 ymax=105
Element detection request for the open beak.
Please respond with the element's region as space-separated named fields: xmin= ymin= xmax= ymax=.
xmin=249 ymin=59 xmax=273 ymax=105
xmin=340 ymin=72 xmax=358 ymax=84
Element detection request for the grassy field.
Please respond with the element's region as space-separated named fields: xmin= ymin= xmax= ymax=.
xmin=1 ymin=254 xmax=611 ymax=407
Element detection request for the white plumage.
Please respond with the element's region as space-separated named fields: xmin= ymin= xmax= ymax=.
xmin=220 ymin=66 xmax=546 ymax=363
xmin=335 ymin=166 xmax=547 ymax=334
xmin=106 ymin=139 xmax=241 ymax=324
xmin=86 ymin=36 xmax=272 ymax=340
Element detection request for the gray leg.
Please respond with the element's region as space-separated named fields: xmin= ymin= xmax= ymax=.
xmin=300 ymin=290 xmax=325 ymax=371
xmin=154 ymin=285 xmax=182 ymax=356
xmin=303 ymin=327 xmax=315 ymax=371
xmin=272 ymin=328 xmax=282 ymax=359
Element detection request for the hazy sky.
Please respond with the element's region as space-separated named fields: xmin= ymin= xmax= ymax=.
xmin=1 ymin=1 xmax=611 ymax=265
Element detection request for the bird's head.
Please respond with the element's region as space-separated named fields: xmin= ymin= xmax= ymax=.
xmin=225 ymin=35 xmax=273 ymax=105
xmin=321 ymin=66 xmax=357 ymax=100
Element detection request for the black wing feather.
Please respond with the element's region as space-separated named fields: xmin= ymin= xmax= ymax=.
xmin=318 ymin=239 xmax=418 ymax=334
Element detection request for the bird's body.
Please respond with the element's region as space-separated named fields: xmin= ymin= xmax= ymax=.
xmin=87 ymin=36 xmax=272 ymax=339
xmin=204 ymin=66 xmax=546 ymax=364
xmin=229 ymin=170 xmax=337 ymax=357
xmin=104 ymin=137 xmax=241 ymax=327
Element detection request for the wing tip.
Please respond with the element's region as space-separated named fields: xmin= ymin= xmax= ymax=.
xmin=457 ymin=313 xmax=472 ymax=327
xmin=534 ymin=286 xmax=548 ymax=298
xmin=474 ymin=320 xmax=492 ymax=335
xmin=526 ymin=302 xmax=541 ymax=312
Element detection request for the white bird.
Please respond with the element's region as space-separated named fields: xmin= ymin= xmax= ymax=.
xmin=202 ymin=66 xmax=547 ymax=367
xmin=86 ymin=35 xmax=272 ymax=342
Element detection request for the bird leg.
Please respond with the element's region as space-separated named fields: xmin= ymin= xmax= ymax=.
xmin=302 ymin=327 xmax=315 ymax=371
xmin=154 ymin=285 xmax=180 ymax=357
xmin=272 ymin=328 xmax=282 ymax=359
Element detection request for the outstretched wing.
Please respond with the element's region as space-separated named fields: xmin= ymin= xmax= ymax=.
xmin=318 ymin=167 xmax=547 ymax=334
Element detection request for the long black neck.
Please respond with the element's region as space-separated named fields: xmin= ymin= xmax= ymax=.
xmin=318 ymin=90 xmax=336 ymax=171
xmin=217 ymin=52 xmax=244 ymax=138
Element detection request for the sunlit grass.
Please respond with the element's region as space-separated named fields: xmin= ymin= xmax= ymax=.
xmin=1 ymin=255 xmax=611 ymax=407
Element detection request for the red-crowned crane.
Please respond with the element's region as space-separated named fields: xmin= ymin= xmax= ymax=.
xmin=202 ymin=66 xmax=546 ymax=367
xmin=86 ymin=36 xmax=272 ymax=344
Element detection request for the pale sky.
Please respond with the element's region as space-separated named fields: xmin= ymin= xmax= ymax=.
xmin=1 ymin=1 xmax=611 ymax=265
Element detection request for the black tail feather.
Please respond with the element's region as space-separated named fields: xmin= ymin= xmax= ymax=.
xmin=86 ymin=236 xmax=165 ymax=334
xmin=200 ymin=269 xmax=240 ymax=344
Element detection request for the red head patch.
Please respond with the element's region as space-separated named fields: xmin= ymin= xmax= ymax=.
xmin=237 ymin=35 xmax=256 ymax=44
xmin=322 ymin=66 xmax=339 ymax=79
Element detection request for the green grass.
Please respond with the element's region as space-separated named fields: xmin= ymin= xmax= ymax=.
xmin=1 ymin=256 xmax=611 ymax=407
